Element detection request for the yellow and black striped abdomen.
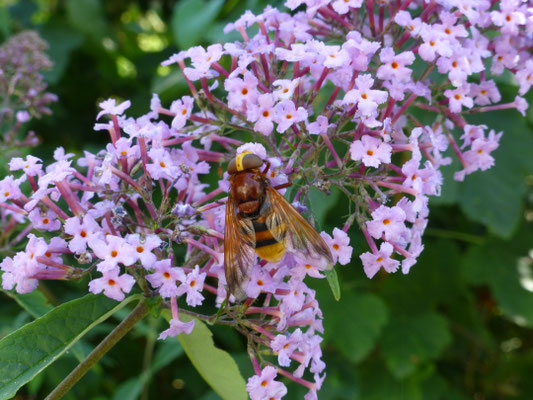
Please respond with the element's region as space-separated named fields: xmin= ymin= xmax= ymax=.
xmin=252 ymin=217 xmax=286 ymax=263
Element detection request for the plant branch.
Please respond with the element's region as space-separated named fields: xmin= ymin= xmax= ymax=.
xmin=45 ymin=300 xmax=149 ymax=400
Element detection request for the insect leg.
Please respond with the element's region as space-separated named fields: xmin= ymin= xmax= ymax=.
xmin=262 ymin=161 xmax=271 ymax=175
xmin=273 ymin=181 xmax=293 ymax=190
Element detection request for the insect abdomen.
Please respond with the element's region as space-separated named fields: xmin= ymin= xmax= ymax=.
xmin=252 ymin=219 xmax=286 ymax=263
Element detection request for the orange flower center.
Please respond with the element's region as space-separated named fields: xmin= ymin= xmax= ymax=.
xmin=241 ymin=88 xmax=248 ymax=95
xmin=333 ymin=244 xmax=340 ymax=251
xmin=108 ymin=279 xmax=116 ymax=286
xmin=136 ymin=246 xmax=144 ymax=253
xmin=111 ymin=250 xmax=118 ymax=258
xmin=383 ymin=218 xmax=391 ymax=225
xmin=366 ymin=150 xmax=374 ymax=156
xmin=42 ymin=218 xmax=50 ymax=224
xmin=163 ymin=272 xmax=171 ymax=279
xmin=391 ymin=61 xmax=399 ymax=69
xmin=262 ymin=110 xmax=270 ymax=117
xmin=80 ymin=230 xmax=87 ymax=238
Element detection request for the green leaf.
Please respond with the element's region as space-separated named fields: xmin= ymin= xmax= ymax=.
xmin=307 ymin=186 xmax=341 ymax=228
xmin=381 ymin=312 xmax=451 ymax=379
xmin=0 ymin=294 xmax=139 ymax=400
xmin=429 ymin=156 xmax=461 ymax=205
xmin=357 ymin=359 xmax=422 ymax=400
xmin=65 ymin=0 xmax=108 ymax=40
xmin=0 ymin=6 xmax=10 ymax=38
xmin=162 ymin=310 xmax=247 ymax=400
xmin=40 ymin=23 xmax=83 ymax=84
xmin=3 ymin=289 xmax=88 ymax=363
xmin=205 ymin=21 xmax=246 ymax=44
xmin=171 ymin=0 xmax=225 ymax=49
xmin=111 ymin=336 xmax=183 ymax=400
xmin=7 ymin=0 xmax=37 ymax=27
xmin=458 ymin=107 xmax=533 ymax=238
xmin=325 ymin=268 xmax=341 ymax=301
xmin=380 ymin=240 xmax=465 ymax=313
xmin=151 ymin=336 xmax=184 ymax=372
xmin=112 ymin=378 xmax=143 ymax=400
xmin=2 ymin=290 xmax=53 ymax=318
xmin=322 ymin=292 xmax=388 ymax=363
xmin=151 ymin=70 xmax=188 ymax=100
xmin=462 ymin=226 xmax=533 ymax=326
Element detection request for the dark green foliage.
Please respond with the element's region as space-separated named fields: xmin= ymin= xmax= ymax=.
xmin=0 ymin=294 xmax=134 ymax=399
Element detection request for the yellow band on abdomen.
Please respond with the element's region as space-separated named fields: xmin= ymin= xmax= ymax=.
xmin=236 ymin=150 xmax=252 ymax=172
xmin=255 ymin=242 xmax=286 ymax=263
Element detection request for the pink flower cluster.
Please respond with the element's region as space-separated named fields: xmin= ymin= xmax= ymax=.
xmin=0 ymin=31 xmax=56 ymax=158
xmin=0 ymin=0 xmax=531 ymax=398
xmin=0 ymin=109 xmax=349 ymax=398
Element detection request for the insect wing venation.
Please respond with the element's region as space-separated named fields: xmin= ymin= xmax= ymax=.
xmin=265 ymin=185 xmax=334 ymax=267
xmin=224 ymin=191 xmax=256 ymax=299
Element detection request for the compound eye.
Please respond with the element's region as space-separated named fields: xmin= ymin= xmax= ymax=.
xmin=227 ymin=152 xmax=263 ymax=174
xmin=227 ymin=157 xmax=238 ymax=174
xmin=242 ymin=153 xmax=263 ymax=170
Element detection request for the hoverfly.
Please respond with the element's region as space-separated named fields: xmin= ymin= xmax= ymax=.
xmin=224 ymin=151 xmax=334 ymax=299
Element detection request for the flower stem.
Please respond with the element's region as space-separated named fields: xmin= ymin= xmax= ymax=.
xmin=44 ymin=301 xmax=149 ymax=400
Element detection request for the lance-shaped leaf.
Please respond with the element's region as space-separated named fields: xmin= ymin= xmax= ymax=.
xmin=2 ymin=290 xmax=53 ymax=318
xmin=162 ymin=310 xmax=247 ymax=400
xmin=323 ymin=292 xmax=389 ymax=363
xmin=325 ymin=268 xmax=341 ymax=301
xmin=381 ymin=312 xmax=451 ymax=379
xmin=0 ymin=293 xmax=139 ymax=400
xmin=171 ymin=0 xmax=224 ymax=49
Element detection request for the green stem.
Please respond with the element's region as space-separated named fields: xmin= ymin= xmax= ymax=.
xmin=45 ymin=300 xmax=149 ymax=400
xmin=424 ymin=227 xmax=485 ymax=245
xmin=140 ymin=317 xmax=158 ymax=400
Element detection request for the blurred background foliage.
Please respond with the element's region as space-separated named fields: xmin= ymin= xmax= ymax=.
xmin=1 ymin=0 xmax=533 ymax=399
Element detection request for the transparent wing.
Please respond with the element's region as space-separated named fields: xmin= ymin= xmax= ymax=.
xmin=224 ymin=191 xmax=256 ymax=300
xmin=265 ymin=185 xmax=334 ymax=267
